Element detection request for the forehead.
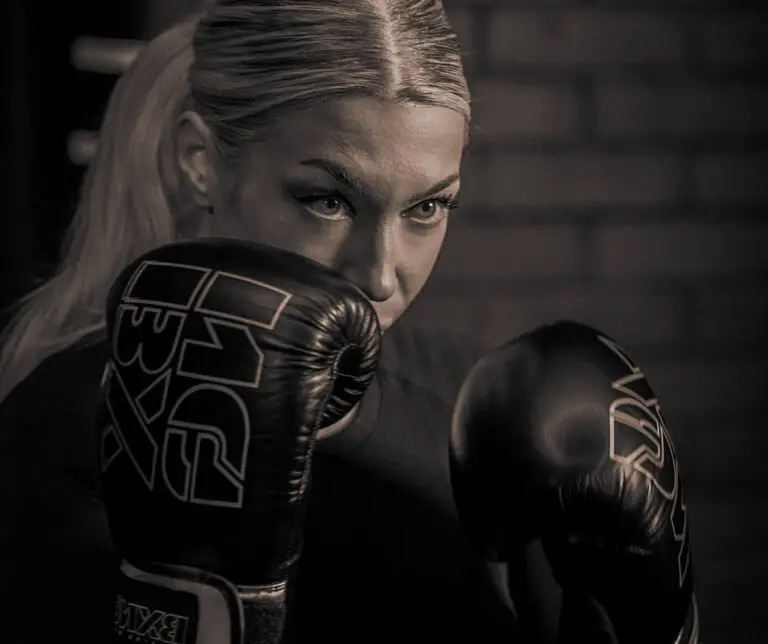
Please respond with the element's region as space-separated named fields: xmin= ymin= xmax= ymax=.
xmin=249 ymin=97 xmax=466 ymax=186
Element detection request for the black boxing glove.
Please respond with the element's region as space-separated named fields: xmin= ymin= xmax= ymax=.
xmin=98 ymin=239 xmax=380 ymax=644
xmin=450 ymin=321 xmax=698 ymax=644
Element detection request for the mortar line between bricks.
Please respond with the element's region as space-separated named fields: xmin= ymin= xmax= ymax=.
xmin=578 ymin=221 xmax=598 ymax=286
xmin=674 ymin=7 xmax=702 ymax=75
xmin=469 ymin=5 xmax=491 ymax=80
xmin=578 ymin=74 xmax=596 ymax=144
xmin=424 ymin=276 xmax=746 ymax=295
xmin=466 ymin=140 xmax=768 ymax=155
xmin=678 ymin=156 xmax=697 ymax=213
xmin=478 ymin=68 xmax=768 ymax=83
xmin=450 ymin=215 xmax=768 ymax=227
xmin=453 ymin=2 xmax=768 ymax=15
xmin=677 ymin=285 xmax=698 ymax=354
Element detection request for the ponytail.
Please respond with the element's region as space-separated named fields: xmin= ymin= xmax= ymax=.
xmin=0 ymin=17 xmax=199 ymax=404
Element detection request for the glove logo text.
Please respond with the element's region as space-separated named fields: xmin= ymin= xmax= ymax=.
xmin=100 ymin=260 xmax=293 ymax=509
xmin=599 ymin=335 xmax=691 ymax=588
xmin=113 ymin=595 xmax=189 ymax=643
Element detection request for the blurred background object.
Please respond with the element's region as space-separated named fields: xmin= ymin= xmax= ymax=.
xmin=1 ymin=0 xmax=766 ymax=641
xmin=0 ymin=0 xmax=208 ymax=314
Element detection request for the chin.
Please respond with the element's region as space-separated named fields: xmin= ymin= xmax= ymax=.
xmin=376 ymin=317 xmax=394 ymax=333
xmin=372 ymin=295 xmax=410 ymax=333
xmin=372 ymin=308 xmax=397 ymax=333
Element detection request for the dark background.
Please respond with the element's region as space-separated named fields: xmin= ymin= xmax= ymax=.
xmin=1 ymin=0 xmax=766 ymax=641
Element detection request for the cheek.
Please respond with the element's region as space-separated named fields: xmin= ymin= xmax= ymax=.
xmin=218 ymin=180 xmax=305 ymax=247
xmin=230 ymin=184 xmax=283 ymax=238
xmin=399 ymin=226 xmax=448 ymax=296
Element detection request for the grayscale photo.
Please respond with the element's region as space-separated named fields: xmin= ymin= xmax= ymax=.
xmin=1 ymin=1 xmax=765 ymax=642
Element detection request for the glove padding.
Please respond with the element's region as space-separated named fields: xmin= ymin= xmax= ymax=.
xmin=99 ymin=238 xmax=381 ymax=643
xmin=450 ymin=320 xmax=698 ymax=643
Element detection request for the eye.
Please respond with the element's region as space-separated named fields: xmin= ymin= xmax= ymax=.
xmin=297 ymin=194 xmax=352 ymax=221
xmin=405 ymin=196 xmax=459 ymax=227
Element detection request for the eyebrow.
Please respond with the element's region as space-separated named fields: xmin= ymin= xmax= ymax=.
xmin=299 ymin=158 xmax=460 ymax=203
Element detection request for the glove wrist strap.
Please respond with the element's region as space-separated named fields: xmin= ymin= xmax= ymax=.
xmin=674 ymin=595 xmax=700 ymax=644
xmin=112 ymin=559 xmax=287 ymax=644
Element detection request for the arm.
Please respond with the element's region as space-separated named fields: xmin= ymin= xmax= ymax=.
xmin=486 ymin=540 xmax=563 ymax=644
xmin=0 ymin=372 xmax=119 ymax=644
xmin=98 ymin=238 xmax=381 ymax=644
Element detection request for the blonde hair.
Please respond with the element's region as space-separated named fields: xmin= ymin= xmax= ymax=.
xmin=0 ymin=0 xmax=471 ymax=404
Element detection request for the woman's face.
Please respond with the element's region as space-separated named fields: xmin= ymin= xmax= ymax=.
xmin=204 ymin=97 xmax=466 ymax=331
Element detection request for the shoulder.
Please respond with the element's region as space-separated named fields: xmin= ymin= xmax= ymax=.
xmin=378 ymin=318 xmax=493 ymax=408
xmin=0 ymin=337 xmax=117 ymax=639
xmin=1 ymin=336 xmax=109 ymax=420
xmin=0 ymin=336 xmax=110 ymax=491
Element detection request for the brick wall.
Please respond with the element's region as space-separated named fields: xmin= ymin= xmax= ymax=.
xmin=409 ymin=1 xmax=767 ymax=639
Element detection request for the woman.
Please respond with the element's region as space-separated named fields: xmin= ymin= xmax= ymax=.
xmin=0 ymin=2 xmax=560 ymax=642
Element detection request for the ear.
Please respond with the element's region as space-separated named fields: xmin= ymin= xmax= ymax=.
xmin=175 ymin=110 xmax=218 ymax=208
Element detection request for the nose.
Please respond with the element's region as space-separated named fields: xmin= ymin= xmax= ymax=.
xmin=338 ymin=221 xmax=398 ymax=303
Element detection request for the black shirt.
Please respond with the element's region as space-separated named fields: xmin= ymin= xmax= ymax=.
xmin=0 ymin=320 xmax=524 ymax=643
